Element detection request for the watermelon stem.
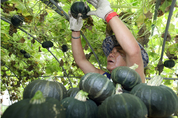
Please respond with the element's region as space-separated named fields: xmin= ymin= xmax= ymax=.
xmin=74 ymin=90 xmax=89 ymax=101
xmin=115 ymin=84 xmax=123 ymax=94
xmin=147 ymin=75 xmax=163 ymax=86
xmin=30 ymin=90 xmax=46 ymax=104
xmin=129 ymin=63 xmax=138 ymax=70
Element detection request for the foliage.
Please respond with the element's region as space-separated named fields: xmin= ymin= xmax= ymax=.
xmin=1 ymin=0 xmax=178 ymax=103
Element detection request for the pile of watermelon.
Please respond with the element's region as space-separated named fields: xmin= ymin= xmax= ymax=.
xmin=2 ymin=66 xmax=178 ymax=118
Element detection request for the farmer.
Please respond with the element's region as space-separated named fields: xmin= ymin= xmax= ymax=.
xmin=69 ymin=0 xmax=149 ymax=83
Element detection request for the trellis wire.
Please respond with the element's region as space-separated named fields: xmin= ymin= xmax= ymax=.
xmin=2 ymin=75 xmax=178 ymax=80
xmin=1 ymin=17 xmax=73 ymax=88
xmin=47 ymin=48 xmax=71 ymax=78
xmin=151 ymin=0 xmax=161 ymax=36
xmin=146 ymin=77 xmax=178 ymax=80
xmin=0 ymin=17 xmax=42 ymax=44
xmin=159 ymin=0 xmax=176 ymax=62
xmin=40 ymin=0 xmax=69 ymax=20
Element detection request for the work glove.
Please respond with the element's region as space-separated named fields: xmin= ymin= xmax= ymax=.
xmin=87 ymin=0 xmax=113 ymax=20
xmin=68 ymin=11 xmax=83 ymax=31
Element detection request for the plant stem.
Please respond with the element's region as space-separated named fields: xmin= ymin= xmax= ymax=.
xmin=80 ymin=31 xmax=102 ymax=69
xmin=159 ymin=0 xmax=176 ymax=64
xmin=30 ymin=90 xmax=46 ymax=104
xmin=40 ymin=0 xmax=69 ymax=20
xmin=147 ymin=75 xmax=163 ymax=86
xmin=129 ymin=63 xmax=138 ymax=70
xmin=115 ymin=84 xmax=122 ymax=94
xmin=151 ymin=0 xmax=162 ymax=36
xmin=49 ymin=0 xmax=69 ymax=20
xmin=74 ymin=90 xmax=89 ymax=101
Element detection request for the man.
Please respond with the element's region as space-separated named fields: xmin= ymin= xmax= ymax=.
xmin=69 ymin=0 xmax=149 ymax=83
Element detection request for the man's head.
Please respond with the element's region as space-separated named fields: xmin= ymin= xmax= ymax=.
xmin=102 ymin=35 xmax=149 ymax=68
xmin=106 ymin=45 xmax=126 ymax=72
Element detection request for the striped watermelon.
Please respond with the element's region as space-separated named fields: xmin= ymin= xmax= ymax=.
xmin=98 ymin=93 xmax=148 ymax=118
xmin=60 ymin=90 xmax=98 ymax=118
xmin=67 ymin=87 xmax=80 ymax=97
xmin=130 ymin=83 xmax=178 ymax=117
xmin=23 ymin=79 xmax=67 ymax=101
xmin=111 ymin=66 xmax=142 ymax=91
xmin=79 ymin=73 xmax=115 ymax=104
xmin=2 ymin=91 xmax=66 ymax=118
xmin=70 ymin=1 xmax=90 ymax=19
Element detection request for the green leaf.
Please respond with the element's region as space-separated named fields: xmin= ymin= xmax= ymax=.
xmin=159 ymin=0 xmax=172 ymax=13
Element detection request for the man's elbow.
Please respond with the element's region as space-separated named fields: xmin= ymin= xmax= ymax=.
xmin=128 ymin=44 xmax=141 ymax=57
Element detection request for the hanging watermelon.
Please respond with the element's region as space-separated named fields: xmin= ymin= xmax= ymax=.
xmin=62 ymin=44 xmax=68 ymax=52
xmin=70 ymin=1 xmax=90 ymax=19
xmin=11 ymin=15 xmax=24 ymax=27
xmin=164 ymin=59 xmax=175 ymax=68
xmin=24 ymin=53 xmax=31 ymax=58
xmin=20 ymin=50 xmax=27 ymax=54
xmin=42 ymin=41 xmax=53 ymax=48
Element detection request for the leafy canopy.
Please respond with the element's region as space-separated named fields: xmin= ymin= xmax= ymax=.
xmin=1 ymin=0 xmax=178 ymax=101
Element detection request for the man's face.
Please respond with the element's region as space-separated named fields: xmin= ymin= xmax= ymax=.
xmin=107 ymin=47 xmax=126 ymax=72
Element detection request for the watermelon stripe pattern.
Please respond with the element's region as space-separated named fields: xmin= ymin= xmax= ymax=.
xmin=23 ymin=79 xmax=67 ymax=101
xmin=2 ymin=91 xmax=66 ymax=118
xmin=59 ymin=94 xmax=98 ymax=118
xmin=111 ymin=66 xmax=142 ymax=91
xmin=130 ymin=83 xmax=178 ymax=117
xmin=98 ymin=93 xmax=148 ymax=118
xmin=79 ymin=73 xmax=115 ymax=104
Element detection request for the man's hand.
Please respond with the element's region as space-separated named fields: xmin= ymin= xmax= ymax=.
xmin=87 ymin=0 xmax=113 ymax=20
xmin=69 ymin=11 xmax=83 ymax=31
